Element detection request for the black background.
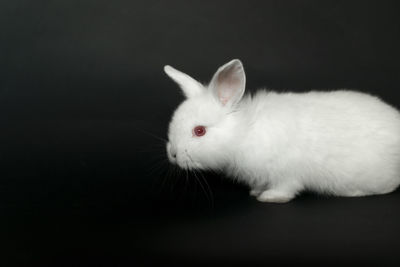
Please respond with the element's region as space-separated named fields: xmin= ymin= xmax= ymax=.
xmin=1 ymin=0 xmax=400 ymax=266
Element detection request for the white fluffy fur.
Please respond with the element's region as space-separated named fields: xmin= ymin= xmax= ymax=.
xmin=164 ymin=59 xmax=400 ymax=203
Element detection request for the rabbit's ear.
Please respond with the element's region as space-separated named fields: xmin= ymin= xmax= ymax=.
xmin=164 ymin=65 xmax=204 ymax=98
xmin=209 ymin=59 xmax=246 ymax=107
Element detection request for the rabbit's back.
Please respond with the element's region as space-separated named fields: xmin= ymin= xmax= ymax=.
xmin=238 ymin=90 xmax=400 ymax=196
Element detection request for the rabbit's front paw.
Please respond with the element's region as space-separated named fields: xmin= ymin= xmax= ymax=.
xmin=257 ymin=189 xmax=295 ymax=203
xmin=249 ymin=189 xmax=262 ymax=197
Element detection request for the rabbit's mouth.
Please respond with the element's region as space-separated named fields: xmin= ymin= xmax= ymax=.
xmin=175 ymin=153 xmax=197 ymax=170
xmin=183 ymin=153 xmax=203 ymax=170
xmin=176 ymin=153 xmax=203 ymax=170
xmin=166 ymin=142 xmax=203 ymax=170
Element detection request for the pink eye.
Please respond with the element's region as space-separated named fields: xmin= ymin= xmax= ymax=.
xmin=193 ymin=126 xmax=206 ymax=137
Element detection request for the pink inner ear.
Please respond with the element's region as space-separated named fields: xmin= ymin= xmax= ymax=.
xmin=218 ymin=86 xmax=232 ymax=105
xmin=217 ymin=75 xmax=240 ymax=106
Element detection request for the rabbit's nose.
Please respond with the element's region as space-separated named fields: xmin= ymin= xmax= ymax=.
xmin=170 ymin=147 xmax=177 ymax=158
xmin=166 ymin=142 xmax=177 ymax=162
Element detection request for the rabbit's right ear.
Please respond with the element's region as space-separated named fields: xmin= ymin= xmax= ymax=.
xmin=164 ymin=65 xmax=204 ymax=98
xmin=209 ymin=59 xmax=246 ymax=107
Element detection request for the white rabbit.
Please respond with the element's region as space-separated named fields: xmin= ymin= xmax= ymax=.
xmin=163 ymin=59 xmax=400 ymax=203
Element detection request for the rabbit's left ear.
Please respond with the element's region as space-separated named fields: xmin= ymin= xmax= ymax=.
xmin=164 ymin=65 xmax=204 ymax=98
xmin=209 ymin=59 xmax=246 ymax=107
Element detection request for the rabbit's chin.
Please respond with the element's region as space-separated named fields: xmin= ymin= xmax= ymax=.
xmin=174 ymin=159 xmax=204 ymax=171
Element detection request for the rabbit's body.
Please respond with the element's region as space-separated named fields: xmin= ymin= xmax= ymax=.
xmin=229 ymin=90 xmax=400 ymax=201
xmin=164 ymin=59 xmax=400 ymax=203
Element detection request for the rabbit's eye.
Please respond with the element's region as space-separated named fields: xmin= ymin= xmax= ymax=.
xmin=193 ymin=126 xmax=206 ymax=137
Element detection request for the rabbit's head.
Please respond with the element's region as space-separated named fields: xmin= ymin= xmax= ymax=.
xmin=164 ymin=59 xmax=246 ymax=170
